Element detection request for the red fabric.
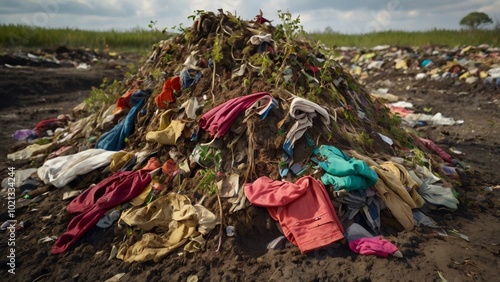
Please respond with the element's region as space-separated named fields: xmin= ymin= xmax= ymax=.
xmin=52 ymin=158 xmax=161 ymax=254
xmin=155 ymin=76 xmax=181 ymax=109
xmin=244 ymin=176 xmax=344 ymax=253
xmin=199 ymin=92 xmax=272 ymax=138
xmin=114 ymin=88 xmax=136 ymax=115
xmin=348 ymin=237 xmax=398 ymax=257
xmin=417 ymin=136 xmax=453 ymax=164
xmin=33 ymin=118 xmax=63 ymax=135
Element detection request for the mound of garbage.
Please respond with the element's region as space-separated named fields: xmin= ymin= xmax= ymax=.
xmin=0 ymin=46 xmax=122 ymax=69
xmin=3 ymin=10 xmax=472 ymax=280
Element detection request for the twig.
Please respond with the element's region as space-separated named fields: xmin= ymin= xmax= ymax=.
xmin=215 ymin=190 xmax=224 ymax=252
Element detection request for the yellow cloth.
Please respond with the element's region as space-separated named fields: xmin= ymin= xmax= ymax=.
xmin=129 ymin=180 xmax=153 ymax=206
xmin=7 ymin=143 xmax=53 ymax=161
xmin=342 ymin=153 xmax=418 ymax=231
xmin=145 ymin=109 xmax=185 ymax=145
xmin=109 ymin=151 xmax=135 ymax=172
xmin=117 ymin=192 xmax=217 ymax=263
xmin=372 ymin=166 xmax=414 ymax=231
xmin=395 ymin=59 xmax=407 ymax=70
xmin=380 ymin=162 xmax=425 ymax=208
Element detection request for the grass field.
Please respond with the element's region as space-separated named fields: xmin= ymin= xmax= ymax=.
xmin=310 ymin=29 xmax=500 ymax=48
xmin=1 ymin=24 xmax=499 ymax=52
xmin=0 ymin=24 xmax=168 ymax=52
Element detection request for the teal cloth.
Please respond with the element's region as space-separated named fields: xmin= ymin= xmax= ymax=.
xmin=315 ymin=145 xmax=378 ymax=191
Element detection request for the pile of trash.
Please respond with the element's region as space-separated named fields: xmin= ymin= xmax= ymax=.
xmin=4 ymin=10 xmax=470 ymax=265
xmin=334 ymin=45 xmax=499 ymax=128
xmin=0 ymin=46 xmax=121 ymax=69
xmin=336 ymin=44 xmax=500 ymax=86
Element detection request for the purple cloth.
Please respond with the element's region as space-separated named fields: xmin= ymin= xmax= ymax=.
xmin=13 ymin=129 xmax=38 ymax=141
xmin=199 ymin=92 xmax=273 ymax=138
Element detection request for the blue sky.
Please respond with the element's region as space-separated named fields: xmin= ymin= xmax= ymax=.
xmin=1 ymin=0 xmax=499 ymax=33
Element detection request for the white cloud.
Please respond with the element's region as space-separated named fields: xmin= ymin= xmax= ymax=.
xmin=0 ymin=0 xmax=499 ymax=32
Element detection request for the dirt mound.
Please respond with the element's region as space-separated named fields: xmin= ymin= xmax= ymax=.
xmin=1 ymin=10 xmax=498 ymax=282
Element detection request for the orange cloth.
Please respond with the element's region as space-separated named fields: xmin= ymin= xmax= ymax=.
xmin=114 ymin=81 xmax=144 ymax=115
xmin=155 ymin=77 xmax=181 ymax=109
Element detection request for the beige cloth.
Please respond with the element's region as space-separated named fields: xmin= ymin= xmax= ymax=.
xmin=145 ymin=109 xmax=185 ymax=145
xmin=372 ymin=166 xmax=414 ymax=231
xmin=7 ymin=142 xmax=53 ymax=161
xmin=380 ymin=162 xmax=425 ymax=209
xmin=117 ymin=192 xmax=217 ymax=263
xmin=344 ymin=153 xmax=423 ymax=231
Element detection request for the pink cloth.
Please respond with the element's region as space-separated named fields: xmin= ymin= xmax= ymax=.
xmin=199 ymin=92 xmax=273 ymax=138
xmin=386 ymin=105 xmax=414 ymax=118
xmin=348 ymin=237 xmax=398 ymax=257
xmin=244 ymin=176 xmax=344 ymax=253
xmin=52 ymin=158 xmax=161 ymax=254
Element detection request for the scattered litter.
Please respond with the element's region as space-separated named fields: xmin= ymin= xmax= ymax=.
xmin=448 ymin=229 xmax=469 ymax=241
xmin=226 ymin=226 xmax=235 ymax=237
xmin=39 ymin=236 xmax=58 ymax=243
xmin=104 ymin=273 xmax=125 ymax=282
xmin=108 ymin=245 xmax=118 ymax=261
xmin=186 ymin=274 xmax=199 ymax=282
xmin=63 ymin=190 xmax=81 ymax=200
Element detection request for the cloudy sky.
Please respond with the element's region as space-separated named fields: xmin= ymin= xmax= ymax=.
xmin=1 ymin=0 xmax=499 ymax=33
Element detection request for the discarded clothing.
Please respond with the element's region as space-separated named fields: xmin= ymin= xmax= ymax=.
xmin=12 ymin=129 xmax=38 ymax=141
xmin=349 ymin=237 xmax=399 ymax=257
xmin=117 ymin=192 xmax=217 ymax=262
xmin=315 ymin=145 xmax=378 ymax=191
xmin=96 ymin=90 xmax=150 ymax=151
xmin=180 ymin=68 xmax=202 ymax=89
xmin=96 ymin=209 xmax=121 ymax=228
xmin=145 ymin=109 xmax=185 ymax=145
xmin=417 ymin=181 xmax=459 ymax=210
xmin=414 ymin=136 xmax=453 ymax=164
xmin=380 ymin=162 xmax=425 ymax=208
xmin=199 ymin=92 xmax=275 ymax=138
xmin=339 ymin=189 xmax=381 ymax=234
xmin=114 ymin=88 xmax=136 ymax=115
xmin=38 ymin=149 xmax=115 ymax=188
xmin=371 ymin=165 xmax=415 ymax=231
xmin=244 ymin=176 xmax=344 ymax=253
xmin=249 ymin=34 xmax=276 ymax=53
xmin=283 ymin=98 xmax=330 ymax=157
xmin=180 ymin=97 xmax=202 ymax=119
xmin=7 ymin=142 xmax=53 ymax=161
xmin=48 ymin=145 xmax=75 ymax=160
xmin=155 ymin=76 xmax=181 ymax=109
xmin=109 ymin=151 xmax=136 ymax=173
xmin=407 ymin=165 xmax=459 ymax=210
xmin=52 ymin=158 xmax=160 ymax=254
xmin=33 ymin=116 xmax=67 ymax=136
xmin=345 ymin=223 xmax=400 ymax=258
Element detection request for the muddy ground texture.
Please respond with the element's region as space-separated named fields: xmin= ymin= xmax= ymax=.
xmin=0 ymin=43 xmax=499 ymax=282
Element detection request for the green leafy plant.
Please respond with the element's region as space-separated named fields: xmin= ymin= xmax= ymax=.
xmin=84 ymin=78 xmax=124 ymax=113
xmin=188 ymin=10 xmax=206 ymax=21
xmin=274 ymin=10 xmax=305 ymax=41
xmin=195 ymin=168 xmax=218 ymax=195
xmin=211 ymin=35 xmax=223 ymax=63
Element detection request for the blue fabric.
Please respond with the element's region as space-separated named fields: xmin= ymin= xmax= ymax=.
xmin=96 ymin=90 xmax=150 ymax=151
xmin=181 ymin=69 xmax=202 ymax=89
xmin=315 ymin=145 xmax=378 ymax=191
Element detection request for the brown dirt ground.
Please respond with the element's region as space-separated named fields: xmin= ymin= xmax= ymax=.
xmin=0 ymin=56 xmax=499 ymax=282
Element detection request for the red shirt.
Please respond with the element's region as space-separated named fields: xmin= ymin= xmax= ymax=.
xmin=245 ymin=176 xmax=344 ymax=253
